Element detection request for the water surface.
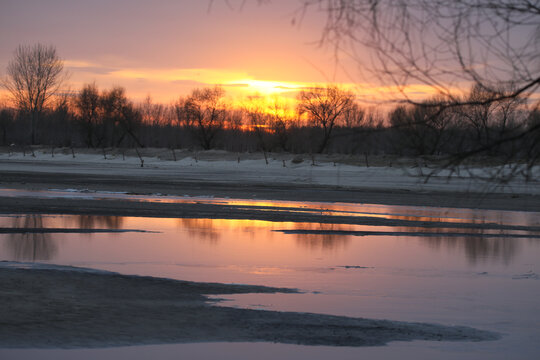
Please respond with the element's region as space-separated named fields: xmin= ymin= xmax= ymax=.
xmin=0 ymin=194 xmax=539 ymax=359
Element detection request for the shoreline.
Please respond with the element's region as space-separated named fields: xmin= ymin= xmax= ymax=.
xmin=1 ymin=170 xmax=539 ymax=213
xmin=0 ymin=150 xmax=539 ymax=214
xmin=0 ymin=263 xmax=499 ymax=349
xmin=1 ymin=195 xmax=539 ymax=230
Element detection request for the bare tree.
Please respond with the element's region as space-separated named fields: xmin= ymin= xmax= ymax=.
xmin=299 ymin=0 xmax=540 ymax=179
xmin=182 ymin=86 xmax=227 ymax=150
xmin=389 ymin=98 xmax=454 ymax=156
xmin=267 ymin=97 xmax=295 ymax=152
xmin=455 ymin=85 xmax=527 ymax=154
xmin=75 ymin=83 xmax=100 ymax=147
xmin=48 ymin=89 xmax=75 ymax=147
xmin=139 ymin=95 xmax=167 ymax=127
xmin=339 ymin=105 xmax=382 ymax=155
xmin=2 ymin=44 xmax=65 ymax=144
xmin=0 ymin=107 xmax=14 ymax=146
xmin=300 ymin=1 xmax=539 ymax=102
xmin=100 ymin=87 xmax=143 ymax=148
xmin=138 ymin=95 xmax=171 ymax=147
xmin=243 ymin=96 xmax=272 ymax=157
xmin=297 ymin=84 xmax=354 ymax=153
xmin=340 ymin=102 xmax=365 ymax=128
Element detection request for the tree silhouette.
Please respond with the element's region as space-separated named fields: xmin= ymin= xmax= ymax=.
xmin=299 ymin=0 xmax=540 ymax=178
xmin=2 ymin=44 xmax=65 ymax=144
xmin=297 ymin=84 xmax=355 ymax=153
xmin=75 ymin=83 xmax=100 ymax=148
xmin=180 ymin=86 xmax=227 ymax=150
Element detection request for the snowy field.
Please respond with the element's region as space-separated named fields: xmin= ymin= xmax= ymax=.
xmin=1 ymin=147 xmax=539 ymax=196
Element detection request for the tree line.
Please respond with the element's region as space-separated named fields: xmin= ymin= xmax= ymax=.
xmin=0 ymin=79 xmax=378 ymax=155
xmin=2 ymin=80 xmax=537 ymax=158
xmin=1 ymin=44 xmax=538 ymax=176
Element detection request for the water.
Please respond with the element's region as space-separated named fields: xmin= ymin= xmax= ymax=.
xmin=0 ymin=193 xmax=539 ymax=359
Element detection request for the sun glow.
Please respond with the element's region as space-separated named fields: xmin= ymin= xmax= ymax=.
xmin=107 ymin=66 xmax=309 ymax=97
xmin=228 ymin=79 xmax=304 ymax=96
xmin=110 ymin=68 xmax=251 ymax=85
xmin=48 ymin=58 xmax=453 ymax=107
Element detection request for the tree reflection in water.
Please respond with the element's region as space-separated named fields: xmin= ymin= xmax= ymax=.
xmin=75 ymin=215 xmax=124 ymax=230
xmin=2 ymin=211 xmax=529 ymax=264
xmin=176 ymin=219 xmax=352 ymax=250
xmin=391 ymin=213 xmax=521 ymax=264
xmin=422 ymin=235 xmax=518 ymax=265
xmin=3 ymin=215 xmax=125 ymax=261
xmin=5 ymin=215 xmax=57 ymax=261
xmin=178 ymin=218 xmax=221 ymax=244
xmin=293 ymin=223 xmax=351 ymax=251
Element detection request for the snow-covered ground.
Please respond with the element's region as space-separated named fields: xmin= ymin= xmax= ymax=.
xmin=1 ymin=148 xmax=539 ymax=195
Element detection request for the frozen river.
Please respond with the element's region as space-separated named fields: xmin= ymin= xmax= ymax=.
xmin=0 ymin=193 xmax=539 ymax=359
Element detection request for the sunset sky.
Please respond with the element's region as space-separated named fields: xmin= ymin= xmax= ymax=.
xmin=1 ymin=0 xmax=370 ymax=104
xmin=3 ymin=0 xmax=526 ymax=107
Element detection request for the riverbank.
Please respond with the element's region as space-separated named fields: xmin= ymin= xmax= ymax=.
xmin=0 ymin=148 xmax=538 ymax=212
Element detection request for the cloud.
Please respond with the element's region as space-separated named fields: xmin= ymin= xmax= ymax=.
xmin=110 ymin=68 xmax=251 ymax=85
xmin=64 ymin=59 xmax=116 ymax=75
xmin=72 ymin=66 xmax=116 ymax=75
xmin=221 ymin=83 xmax=249 ymax=88
xmin=63 ymin=60 xmax=451 ymax=105
xmin=275 ymin=85 xmax=299 ymax=90
xmin=170 ymin=79 xmax=209 ymax=87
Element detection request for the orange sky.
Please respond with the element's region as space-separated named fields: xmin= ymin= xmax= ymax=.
xmin=0 ymin=0 xmax=450 ymax=106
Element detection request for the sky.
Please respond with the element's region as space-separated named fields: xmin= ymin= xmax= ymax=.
xmin=0 ymin=0 xmax=364 ymax=104
xmin=2 ymin=0 xmax=536 ymax=108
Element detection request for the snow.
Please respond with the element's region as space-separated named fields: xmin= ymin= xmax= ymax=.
xmin=1 ymin=148 xmax=539 ymax=195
